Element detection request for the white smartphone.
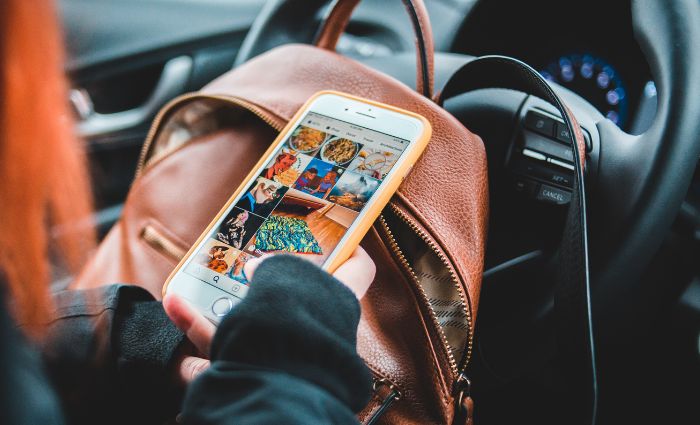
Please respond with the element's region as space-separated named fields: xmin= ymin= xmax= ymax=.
xmin=163 ymin=91 xmax=431 ymax=323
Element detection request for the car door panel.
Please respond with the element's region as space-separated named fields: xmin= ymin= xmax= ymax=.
xmin=59 ymin=0 xmax=266 ymax=235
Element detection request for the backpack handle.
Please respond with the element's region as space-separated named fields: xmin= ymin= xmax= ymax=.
xmin=314 ymin=0 xmax=435 ymax=98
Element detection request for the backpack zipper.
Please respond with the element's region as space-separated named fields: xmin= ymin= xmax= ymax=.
xmin=141 ymin=224 xmax=187 ymax=262
xmin=378 ymin=203 xmax=474 ymax=380
xmin=135 ymin=93 xmax=286 ymax=177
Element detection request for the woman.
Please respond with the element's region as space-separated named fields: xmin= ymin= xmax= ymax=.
xmin=0 ymin=1 xmax=375 ymax=424
xmin=217 ymin=210 xmax=249 ymax=248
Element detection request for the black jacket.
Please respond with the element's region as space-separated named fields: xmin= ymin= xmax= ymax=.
xmin=1 ymin=255 xmax=371 ymax=424
xmin=3 ymin=284 xmax=185 ymax=425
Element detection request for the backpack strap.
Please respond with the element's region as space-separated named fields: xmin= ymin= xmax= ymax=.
xmin=314 ymin=0 xmax=434 ymax=98
xmin=436 ymin=55 xmax=598 ymax=425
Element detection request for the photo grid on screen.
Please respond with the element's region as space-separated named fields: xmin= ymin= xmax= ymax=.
xmin=185 ymin=112 xmax=409 ymax=290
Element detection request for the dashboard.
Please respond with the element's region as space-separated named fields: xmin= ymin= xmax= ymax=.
xmin=450 ymin=0 xmax=656 ymax=134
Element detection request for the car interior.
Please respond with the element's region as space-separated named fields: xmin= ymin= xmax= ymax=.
xmin=59 ymin=0 xmax=700 ymax=423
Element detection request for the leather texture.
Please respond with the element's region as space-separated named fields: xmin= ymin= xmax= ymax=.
xmin=76 ymin=126 xmax=276 ymax=293
xmin=357 ymin=228 xmax=458 ymax=424
xmin=73 ymin=1 xmax=488 ymax=424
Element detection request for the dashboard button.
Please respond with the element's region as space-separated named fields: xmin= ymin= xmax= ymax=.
xmin=211 ymin=297 xmax=233 ymax=317
xmin=555 ymin=122 xmax=573 ymax=144
xmin=522 ymin=148 xmax=547 ymax=161
xmin=536 ymin=184 xmax=571 ymax=205
xmin=513 ymin=157 xmax=574 ymax=188
xmin=525 ymin=111 xmax=555 ymax=137
xmin=523 ymin=132 xmax=574 ymax=162
xmin=557 ymin=122 xmax=594 ymax=152
xmin=546 ymin=168 xmax=574 ymax=187
xmin=548 ymin=157 xmax=575 ymax=171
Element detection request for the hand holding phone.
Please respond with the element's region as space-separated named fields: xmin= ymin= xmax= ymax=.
xmin=163 ymin=91 xmax=430 ymax=322
xmin=164 ymin=246 xmax=376 ymax=365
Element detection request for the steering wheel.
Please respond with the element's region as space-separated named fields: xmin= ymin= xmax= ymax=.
xmin=235 ymin=0 xmax=700 ymax=324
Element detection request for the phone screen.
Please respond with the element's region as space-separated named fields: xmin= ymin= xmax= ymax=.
xmin=182 ymin=111 xmax=411 ymax=298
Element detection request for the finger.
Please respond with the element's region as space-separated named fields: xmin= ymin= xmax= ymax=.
xmin=242 ymin=254 xmax=273 ymax=282
xmin=178 ymin=356 xmax=210 ymax=384
xmin=163 ymin=294 xmax=216 ymax=357
xmin=332 ymin=246 xmax=376 ymax=299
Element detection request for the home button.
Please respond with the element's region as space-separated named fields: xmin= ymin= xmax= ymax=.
xmin=211 ymin=297 xmax=234 ymax=317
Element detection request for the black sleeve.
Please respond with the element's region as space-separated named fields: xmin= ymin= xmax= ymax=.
xmin=35 ymin=284 xmax=185 ymax=425
xmin=180 ymin=255 xmax=372 ymax=425
xmin=1 ymin=289 xmax=65 ymax=425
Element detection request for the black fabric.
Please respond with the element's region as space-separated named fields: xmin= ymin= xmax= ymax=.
xmin=114 ymin=289 xmax=187 ymax=417
xmin=2 ymin=258 xmax=370 ymax=425
xmin=35 ymin=284 xmax=185 ymax=425
xmin=437 ymin=56 xmax=597 ymax=425
xmin=181 ymin=254 xmax=372 ymax=425
xmin=1 ymin=289 xmax=65 ymax=425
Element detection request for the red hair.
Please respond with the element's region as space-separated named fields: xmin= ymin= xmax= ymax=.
xmin=0 ymin=0 xmax=95 ymax=333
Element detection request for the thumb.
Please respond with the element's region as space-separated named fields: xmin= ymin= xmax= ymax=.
xmin=163 ymin=294 xmax=216 ymax=357
xmin=332 ymin=246 xmax=376 ymax=299
xmin=242 ymin=254 xmax=273 ymax=282
xmin=178 ymin=356 xmax=210 ymax=384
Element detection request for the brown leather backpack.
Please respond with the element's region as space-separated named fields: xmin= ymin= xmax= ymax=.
xmin=72 ymin=1 xmax=488 ymax=423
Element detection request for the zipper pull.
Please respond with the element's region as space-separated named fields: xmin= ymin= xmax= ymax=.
xmin=453 ymin=373 xmax=473 ymax=425
xmin=364 ymin=378 xmax=401 ymax=425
